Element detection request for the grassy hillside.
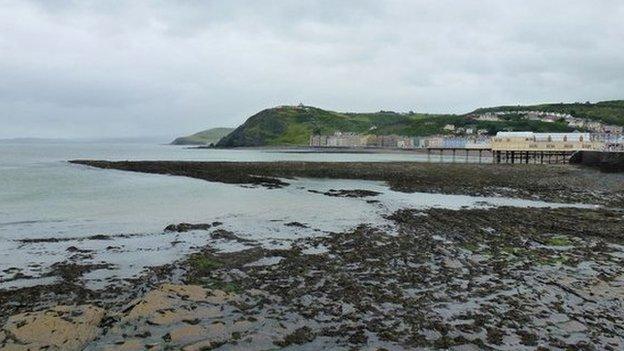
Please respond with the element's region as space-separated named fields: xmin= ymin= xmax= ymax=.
xmin=171 ymin=127 xmax=234 ymax=145
xmin=216 ymin=105 xmax=575 ymax=147
xmin=471 ymin=100 xmax=624 ymax=126
xmin=217 ymin=106 xmax=439 ymax=147
xmin=208 ymin=100 xmax=623 ymax=147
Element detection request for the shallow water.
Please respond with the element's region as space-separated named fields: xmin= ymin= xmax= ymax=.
xmin=0 ymin=141 xmax=595 ymax=290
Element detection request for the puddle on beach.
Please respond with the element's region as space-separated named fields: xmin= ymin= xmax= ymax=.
xmin=0 ymin=170 xmax=599 ymax=291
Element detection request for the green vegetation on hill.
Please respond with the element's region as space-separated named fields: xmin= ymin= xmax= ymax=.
xmin=216 ymin=105 xmax=577 ymax=147
xmin=367 ymin=113 xmax=573 ymax=136
xmin=218 ymin=107 xmax=371 ymax=146
xmin=217 ymin=107 xmax=436 ymax=147
xmin=191 ymin=100 xmax=624 ymax=147
xmin=471 ymin=100 xmax=624 ymax=126
xmin=171 ymin=127 xmax=234 ymax=145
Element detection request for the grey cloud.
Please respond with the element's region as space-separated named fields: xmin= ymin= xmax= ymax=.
xmin=0 ymin=0 xmax=623 ymax=138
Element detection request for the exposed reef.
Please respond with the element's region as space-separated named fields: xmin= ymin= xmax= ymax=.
xmin=69 ymin=160 xmax=624 ymax=206
xmin=3 ymin=160 xmax=623 ymax=349
xmin=2 ymin=206 xmax=624 ymax=350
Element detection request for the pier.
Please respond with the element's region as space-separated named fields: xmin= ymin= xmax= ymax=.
xmin=425 ymin=132 xmax=613 ymax=164
xmin=425 ymin=148 xmax=578 ymax=164
xmin=488 ymin=132 xmax=604 ymax=164
xmin=426 ymin=148 xmax=491 ymax=163
xmin=491 ymin=150 xmax=575 ymax=164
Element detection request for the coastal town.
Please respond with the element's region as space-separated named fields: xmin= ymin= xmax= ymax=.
xmin=310 ymin=131 xmax=624 ymax=152
xmin=473 ymin=110 xmax=623 ymax=134
xmin=310 ymin=110 xmax=624 ymax=154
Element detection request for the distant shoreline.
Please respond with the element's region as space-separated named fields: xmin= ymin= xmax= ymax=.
xmin=187 ymin=145 xmax=493 ymax=156
xmin=189 ymin=145 xmax=429 ymax=153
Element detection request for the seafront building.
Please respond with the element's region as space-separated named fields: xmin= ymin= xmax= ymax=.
xmin=310 ymin=131 xmax=623 ymax=153
xmin=491 ymin=132 xmax=599 ymax=151
xmin=309 ymin=132 xmax=491 ymax=150
xmin=488 ymin=132 xmax=623 ymax=164
xmin=490 ymin=132 xmax=623 ymax=152
xmin=310 ymin=133 xmax=415 ymax=149
xmin=311 ymin=133 xmax=460 ymax=149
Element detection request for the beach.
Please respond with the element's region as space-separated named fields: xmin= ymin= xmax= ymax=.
xmin=2 ymin=149 xmax=624 ymax=349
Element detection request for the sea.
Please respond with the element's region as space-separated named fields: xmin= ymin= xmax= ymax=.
xmin=0 ymin=140 xmax=594 ymax=290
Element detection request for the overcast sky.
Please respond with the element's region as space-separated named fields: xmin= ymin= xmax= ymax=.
xmin=1 ymin=0 xmax=623 ymax=139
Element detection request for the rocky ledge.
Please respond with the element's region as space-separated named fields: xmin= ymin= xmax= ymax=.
xmin=69 ymin=160 xmax=624 ymax=206
xmin=2 ymin=206 xmax=623 ymax=350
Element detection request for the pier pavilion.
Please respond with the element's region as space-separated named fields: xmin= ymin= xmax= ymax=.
xmin=426 ymin=132 xmax=612 ymax=164
xmin=489 ymin=132 xmax=601 ymax=164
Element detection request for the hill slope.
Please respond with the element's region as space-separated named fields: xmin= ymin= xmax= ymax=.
xmin=171 ymin=127 xmax=234 ymax=145
xmin=216 ymin=105 xmax=576 ymax=147
xmin=470 ymin=100 xmax=624 ymax=126
xmin=217 ymin=106 xmax=427 ymax=147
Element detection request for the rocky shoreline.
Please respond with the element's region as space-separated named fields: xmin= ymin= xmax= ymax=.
xmin=70 ymin=160 xmax=624 ymax=206
xmin=2 ymin=206 xmax=623 ymax=350
xmin=2 ymin=161 xmax=624 ymax=350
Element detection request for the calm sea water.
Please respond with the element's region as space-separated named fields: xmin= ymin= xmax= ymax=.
xmin=0 ymin=141 xmax=592 ymax=290
xmin=0 ymin=141 xmax=480 ymax=237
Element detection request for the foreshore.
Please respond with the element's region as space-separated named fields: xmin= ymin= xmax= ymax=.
xmin=70 ymin=160 xmax=624 ymax=206
xmin=2 ymin=161 xmax=624 ymax=350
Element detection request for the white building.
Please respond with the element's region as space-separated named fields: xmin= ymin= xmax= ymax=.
xmin=492 ymin=131 xmax=599 ymax=151
xmin=603 ymin=125 xmax=623 ymax=134
xmin=476 ymin=113 xmax=500 ymax=122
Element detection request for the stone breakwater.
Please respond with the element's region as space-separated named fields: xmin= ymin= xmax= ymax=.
xmin=2 ymin=206 xmax=624 ymax=350
xmin=70 ymin=160 xmax=624 ymax=206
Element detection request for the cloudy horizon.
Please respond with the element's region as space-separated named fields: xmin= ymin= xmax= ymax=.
xmin=1 ymin=0 xmax=623 ymax=139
